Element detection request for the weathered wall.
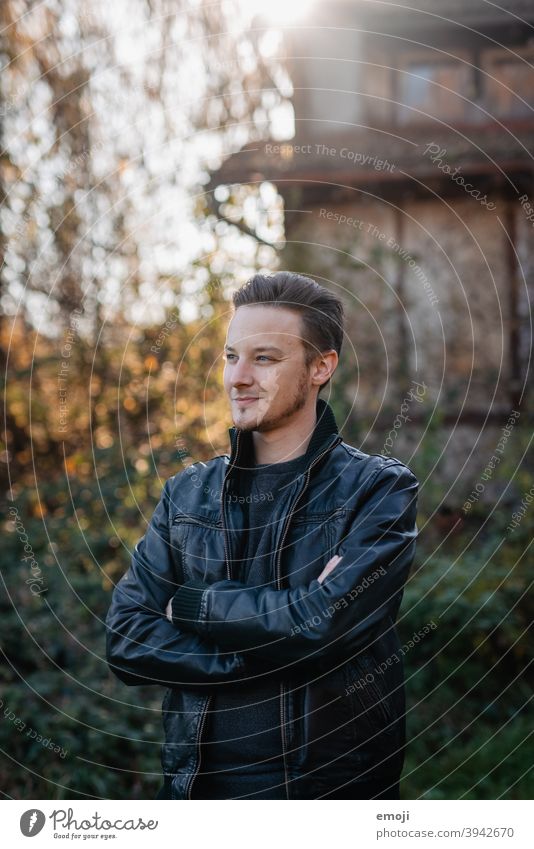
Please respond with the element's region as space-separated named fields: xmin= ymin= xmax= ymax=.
xmin=280 ymin=191 xmax=531 ymax=502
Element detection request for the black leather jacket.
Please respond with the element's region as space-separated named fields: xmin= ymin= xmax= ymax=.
xmin=105 ymin=398 xmax=419 ymax=799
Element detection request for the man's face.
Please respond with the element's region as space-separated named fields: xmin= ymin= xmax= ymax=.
xmin=223 ymin=304 xmax=316 ymax=432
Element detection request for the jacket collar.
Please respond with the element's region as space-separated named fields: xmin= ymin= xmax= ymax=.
xmin=226 ymin=396 xmax=341 ymax=472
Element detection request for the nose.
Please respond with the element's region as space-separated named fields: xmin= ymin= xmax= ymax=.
xmin=228 ymin=356 xmax=254 ymax=388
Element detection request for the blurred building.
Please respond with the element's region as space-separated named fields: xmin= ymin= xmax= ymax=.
xmin=208 ymin=0 xmax=533 ymax=494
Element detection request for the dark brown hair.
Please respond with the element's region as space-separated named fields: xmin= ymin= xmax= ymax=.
xmin=232 ymin=271 xmax=344 ymax=392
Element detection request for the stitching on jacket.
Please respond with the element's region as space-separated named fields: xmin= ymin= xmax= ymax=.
xmin=178 ymin=526 xmax=191 ymax=581
xmin=292 ymin=507 xmax=348 ymax=523
xmin=339 ymin=442 xmax=414 ymax=477
xmin=199 ymin=585 xmax=209 ymax=624
xmin=360 ymin=459 xmax=411 ymax=501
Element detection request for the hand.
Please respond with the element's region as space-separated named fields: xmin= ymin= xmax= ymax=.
xmin=317 ymin=554 xmax=343 ymax=584
xmin=165 ymin=597 xmax=173 ymax=623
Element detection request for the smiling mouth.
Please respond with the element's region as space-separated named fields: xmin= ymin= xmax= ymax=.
xmin=234 ymin=397 xmax=259 ymax=404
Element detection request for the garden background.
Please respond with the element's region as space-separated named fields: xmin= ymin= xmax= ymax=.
xmin=1 ymin=0 xmax=532 ymax=800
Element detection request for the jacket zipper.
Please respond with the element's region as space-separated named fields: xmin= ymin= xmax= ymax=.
xmin=185 ymin=432 xmax=241 ymax=799
xmin=185 ymin=693 xmax=211 ymax=799
xmin=173 ymin=516 xmax=221 ymax=529
xmin=220 ymin=428 xmax=240 ymax=580
xmin=185 ymin=430 xmax=341 ymax=800
xmin=275 ymin=434 xmax=343 ymax=800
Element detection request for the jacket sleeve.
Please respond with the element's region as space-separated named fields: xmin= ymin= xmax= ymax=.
xmin=105 ymin=476 xmax=253 ymax=688
xmin=172 ymin=463 xmax=419 ymax=668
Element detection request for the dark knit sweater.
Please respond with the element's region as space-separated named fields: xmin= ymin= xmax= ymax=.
xmin=183 ymin=448 xmax=310 ymax=800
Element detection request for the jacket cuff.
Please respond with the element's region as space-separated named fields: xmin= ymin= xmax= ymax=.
xmin=170 ymin=580 xmax=209 ymax=629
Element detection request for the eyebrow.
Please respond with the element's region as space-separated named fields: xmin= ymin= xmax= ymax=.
xmin=224 ymin=345 xmax=284 ymax=355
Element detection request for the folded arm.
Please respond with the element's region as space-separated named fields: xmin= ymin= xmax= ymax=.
xmin=105 ymin=476 xmax=256 ymax=688
xmin=170 ymin=463 xmax=419 ymax=667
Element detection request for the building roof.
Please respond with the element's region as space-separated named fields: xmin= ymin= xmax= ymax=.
xmin=208 ymin=121 xmax=534 ymax=195
xmin=208 ymin=2 xmax=534 ymax=197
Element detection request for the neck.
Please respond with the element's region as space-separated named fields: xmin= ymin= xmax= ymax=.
xmin=251 ymin=398 xmax=319 ymax=466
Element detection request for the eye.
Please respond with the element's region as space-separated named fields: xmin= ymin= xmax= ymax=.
xmin=257 ymin=355 xmax=272 ymax=361
xmin=224 ymin=353 xmax=237 ymax=360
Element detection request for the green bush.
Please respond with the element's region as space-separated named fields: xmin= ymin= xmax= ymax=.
xmin=2 ymin=449 xmax=531 ymax=798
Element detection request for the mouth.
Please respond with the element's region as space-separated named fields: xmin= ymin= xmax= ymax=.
xmin=234 ymin=397 xmax=259 ymax=405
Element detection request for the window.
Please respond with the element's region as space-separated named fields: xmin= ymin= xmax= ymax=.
xmin=484 ymin=54 xmax=534 ymax=118
xmin=397 ymin=60 xmax=473 ymax=123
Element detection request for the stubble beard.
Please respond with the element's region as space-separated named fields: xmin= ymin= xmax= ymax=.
xmin=234 ymin=366 xmax=311 ymax=434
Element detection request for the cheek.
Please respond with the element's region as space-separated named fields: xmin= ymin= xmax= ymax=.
xmin=259 ymin=366 xmax=283 ymax=393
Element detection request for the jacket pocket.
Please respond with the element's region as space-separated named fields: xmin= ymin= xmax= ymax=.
xmin=293 ymin=667 xmax=357 ymax=767
xmin=161 ymin=688 xmax=200 ymax=776
xmin=170 ymin=517 xmax=227 ymax=583
xmin=343 ymin=652 xmax=394 ymax=731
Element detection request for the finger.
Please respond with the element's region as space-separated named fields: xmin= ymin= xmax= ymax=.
xmin=326 ymin=554 xmax=342 ymax=567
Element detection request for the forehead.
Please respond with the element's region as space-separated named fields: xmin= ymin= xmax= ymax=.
xmin=226 ymin=304 xmax=304 ymax=347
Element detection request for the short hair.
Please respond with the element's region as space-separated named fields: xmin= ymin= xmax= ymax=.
xmin=231 ymin=271 xmax=344 ymax=393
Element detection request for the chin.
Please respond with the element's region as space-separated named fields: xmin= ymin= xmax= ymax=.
xmin=232 ymin=401 xmax=273 ymax=426
xmin=234 ymin=413 xmax=271 ymax=433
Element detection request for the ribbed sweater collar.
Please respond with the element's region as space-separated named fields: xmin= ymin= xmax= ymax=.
xmin=227 ymin=396 xmax=340 ymax=472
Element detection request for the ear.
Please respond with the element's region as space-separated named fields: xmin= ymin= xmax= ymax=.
xmin=311 ymin=349 xmax=338 ymax=388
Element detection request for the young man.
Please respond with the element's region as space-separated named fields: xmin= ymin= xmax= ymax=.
xmin=105 ymin=271 xmax=419 ymax=800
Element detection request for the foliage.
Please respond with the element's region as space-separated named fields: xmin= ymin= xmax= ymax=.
xmin=1 ymin=463 xmax=532 ymax=798
xmin=398 ymin=512 xmax=533 ymax=799
xmin=1 ymin=0 xmax=532 ymax=802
